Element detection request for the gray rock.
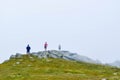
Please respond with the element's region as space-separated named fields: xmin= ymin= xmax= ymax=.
xmin=101 ymin=78 xmax=107 ymax=80
xmin=31 ymin=50 xmax=101 ymax=64
xmin=16 ymin=53 xmax=22 ymax=58
xmin=10 ymin=55 xmax=16 ymax=59
xmin=16 ymin=62 xmax=20 ymax=65
xmin=10 ymin=50 xmax=101 ymax=65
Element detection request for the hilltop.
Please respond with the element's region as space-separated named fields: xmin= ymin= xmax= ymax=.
xmin=0 ymin=50 xmax=120 ymax=80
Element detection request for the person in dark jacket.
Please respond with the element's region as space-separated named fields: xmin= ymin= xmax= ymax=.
xmin=26 ymin=44 xmax=31 ymax=53
xmin=44 ymin=42 xmax=48 ymax=51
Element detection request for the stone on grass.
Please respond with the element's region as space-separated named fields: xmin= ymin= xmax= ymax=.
xmin=16 ymin=62 xmax=20 ymax=65
xmin=101 ymin=78 xmax=107 ymax=80
xmin=16 ymin=53 xmax=22 ymax=58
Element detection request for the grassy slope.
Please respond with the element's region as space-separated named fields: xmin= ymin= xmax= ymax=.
xmin=0 ymin=54 xmax=120 ymax=80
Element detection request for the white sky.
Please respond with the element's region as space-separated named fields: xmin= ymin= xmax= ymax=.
xmin=0 ymin=0 xmax=120 ymax=63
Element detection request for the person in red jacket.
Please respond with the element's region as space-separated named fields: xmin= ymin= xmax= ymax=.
xmin=44 ymin=42 xmax=48 ymax=51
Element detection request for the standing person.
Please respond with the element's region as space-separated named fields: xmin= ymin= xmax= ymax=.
xmin=26 ymin=44 xmax=31 ymax=53
xmin=58 ymin=44 xmax=61 ymax=51
xmin=44 ymin=42 xmax=48 ymax=51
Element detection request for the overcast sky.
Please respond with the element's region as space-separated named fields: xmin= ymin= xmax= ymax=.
xmin=0 ymin=0 xmax=120 ymax=63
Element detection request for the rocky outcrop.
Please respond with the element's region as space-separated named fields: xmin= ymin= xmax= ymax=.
xmin=10 ymin=53 xmax=22 ymax=59
xmin=10 ymin=50 xmax=101 ymax=64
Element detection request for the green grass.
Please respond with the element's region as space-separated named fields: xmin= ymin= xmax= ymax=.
xmin=0 ymin=54 xmax=120 ymax=80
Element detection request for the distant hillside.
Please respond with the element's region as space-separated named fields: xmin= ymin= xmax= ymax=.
xmin=109 ymin=61 xmax=120 ymax=68
xmin=0 ymin=50 xmax=120 ymax=80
